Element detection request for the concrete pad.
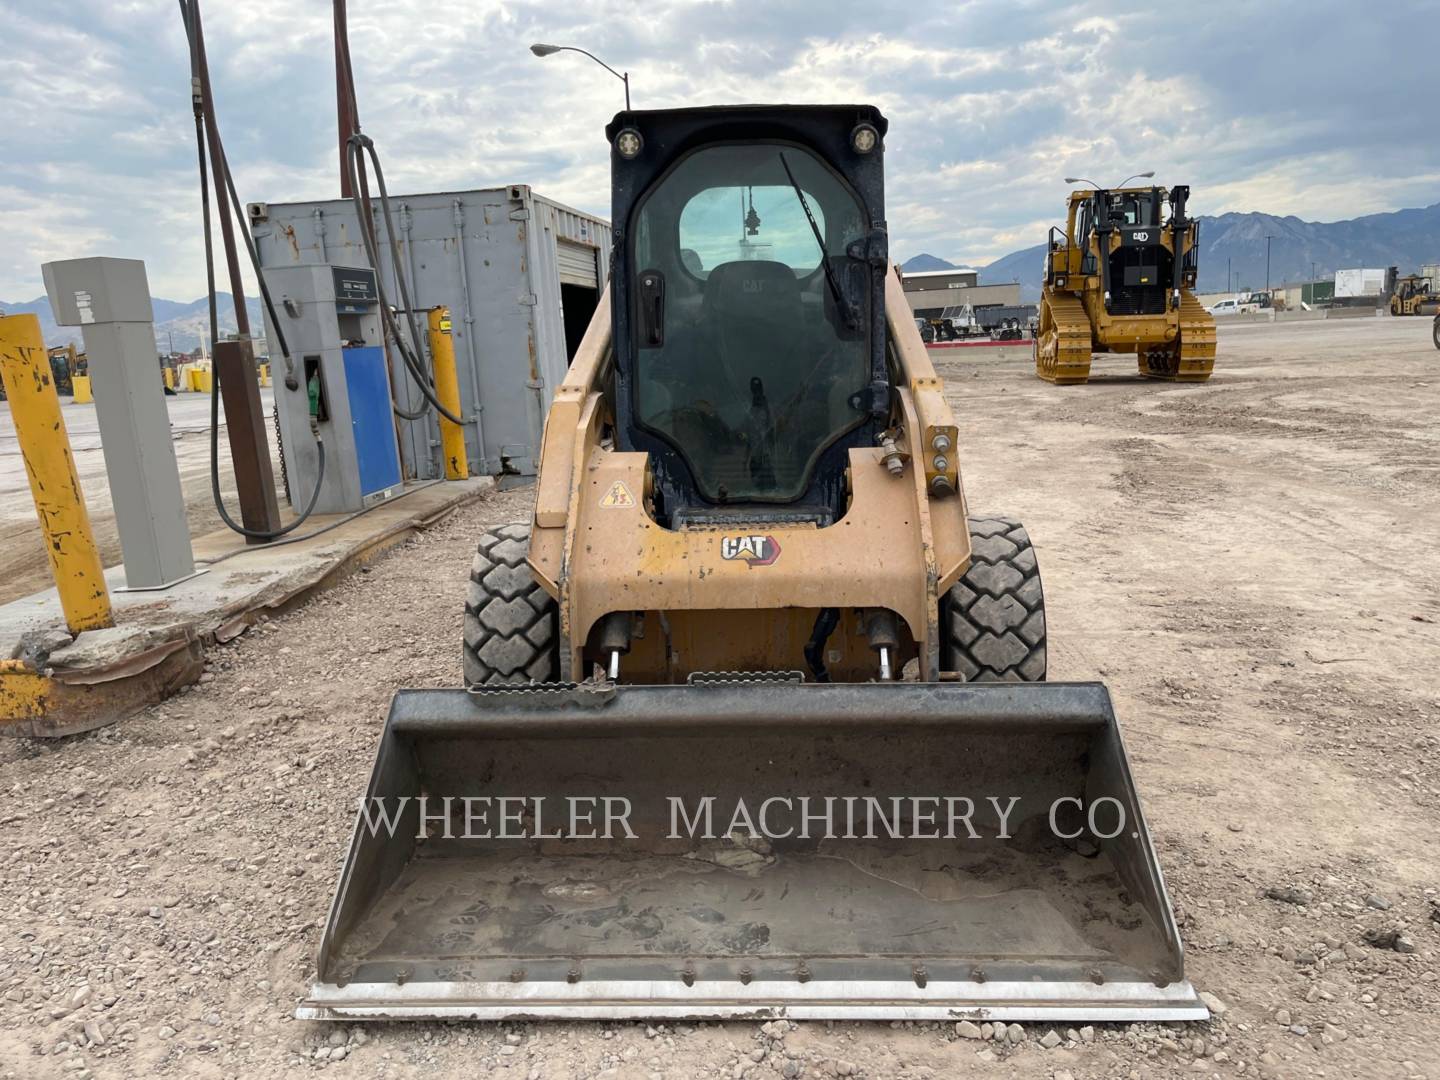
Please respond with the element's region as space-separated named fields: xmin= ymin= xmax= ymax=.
xmin=0 ymin=476 xmax=491 ymax=736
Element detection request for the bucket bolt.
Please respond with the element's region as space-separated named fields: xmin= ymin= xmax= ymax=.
xmin=878 ymin=429 xmax=906 ymax=476
xmin=682 ymin=962 xmax=696 ymax=987
xmin=912 ymin=964 xmax=928 ymax=989
xmin=739 ymin=966 xmax=753 ymax=985
xmin=863 ymin=609 xmax=900 ymax=681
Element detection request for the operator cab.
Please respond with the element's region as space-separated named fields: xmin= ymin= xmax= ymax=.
xmin=1072 ymin=185 xmax=1197 ymax=316
xmin=607 ymin=106 xmax=891 ymax=529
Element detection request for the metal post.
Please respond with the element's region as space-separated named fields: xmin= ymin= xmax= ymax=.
xmin=335 ymin=0 xmax=358 ymax=197
xmin=427 ymin=308 xmax=468 ymax=479
xmin=1265 ymin=234 xmax=1275 ymax=295
xmin=451 ymin=199 xmax=488 ymax=470
xmin=191 ymin=2 xmax=281 ymax=538
xmin=43 ymin=257 xmax=200 ymax=589
xmin=214 ymin=339 xmax=282 ymax=542
xmin=0 ymin=314 xmax=113 ymax=632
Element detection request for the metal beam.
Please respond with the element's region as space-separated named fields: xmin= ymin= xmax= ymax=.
xmin=214 ymin=339 xmax=282 ymax=541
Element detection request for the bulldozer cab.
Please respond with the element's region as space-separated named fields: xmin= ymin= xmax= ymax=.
xmin=608 ymin=106 xmax=890 ymax=524
xmin=1063 ymin=186 xmax=1199 ymax=316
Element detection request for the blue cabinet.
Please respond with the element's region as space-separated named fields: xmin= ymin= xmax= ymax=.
xmin=341 ymin=346 xmax=402 ymax=498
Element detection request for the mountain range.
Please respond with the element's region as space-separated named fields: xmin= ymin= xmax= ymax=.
xmin=6 ymin=199 xmax=1436 ymax=345
xmin=0 ymin=293 xmax=263 ymax=354
xmin=903 ymin=200 xmax=1440 ymax=303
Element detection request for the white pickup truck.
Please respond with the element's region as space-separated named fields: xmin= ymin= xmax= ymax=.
xmin=1206 ymin=296 xmax=1265 ymax=316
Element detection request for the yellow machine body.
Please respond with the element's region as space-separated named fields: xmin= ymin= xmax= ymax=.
xmin=1037 ymin=186 xmax=1215 ymax=384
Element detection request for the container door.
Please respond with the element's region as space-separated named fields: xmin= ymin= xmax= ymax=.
xmin=556 ymin=240 xmax=599 ymax=288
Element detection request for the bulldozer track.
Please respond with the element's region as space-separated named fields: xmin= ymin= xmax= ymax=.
xmin=1034 ymin=293 xmax=1094 ymax=384
xmin=1139 ymin=293 xmax=1216 ymax=382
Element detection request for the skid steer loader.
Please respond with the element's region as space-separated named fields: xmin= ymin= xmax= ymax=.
xmin=1036 ymin=185 xmax=1215 ymax=384
xmin=302 ymin=105 xmax=1202 ymax=1023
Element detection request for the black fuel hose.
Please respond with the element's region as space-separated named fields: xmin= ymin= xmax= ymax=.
xmin=181 ymin=0 xmax=326 ymax=540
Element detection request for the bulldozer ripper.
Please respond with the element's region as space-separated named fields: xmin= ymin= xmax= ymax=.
xmin=352 ymin=794 xmax=1128 ymax=842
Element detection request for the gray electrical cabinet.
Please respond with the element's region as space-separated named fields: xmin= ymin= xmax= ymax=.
xmin=41 ymin=256 xmax=197 ymax=590
xmin=263 ymin=264 xmax=403 ymax=514
xmin=248 ymin=185 xmax=611 ymax=480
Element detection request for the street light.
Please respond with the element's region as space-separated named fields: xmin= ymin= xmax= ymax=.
xmin=1063 ymin=171 xmax=1155 ymax=188
xmin=530 ymin=43 xmax=631 ymax=110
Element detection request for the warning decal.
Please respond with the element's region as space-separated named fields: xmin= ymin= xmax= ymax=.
xmin=599 ymin=480 xmax=636 ymax=509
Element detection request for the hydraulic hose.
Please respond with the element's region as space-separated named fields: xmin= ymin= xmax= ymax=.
xmin=342 ymin=132 xmax=466 ymax=426
xmin=330 ymin=24 xmax=452 ymax=424
xmin=181 ymin=0 xmax=326 ymax=540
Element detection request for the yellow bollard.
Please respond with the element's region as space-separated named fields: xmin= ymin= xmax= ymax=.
xmin=0 ymin=314 xmax=113 ymax=632
xmin=72 ymin=374 xmax=92 ymax=403
xmin=427 ymin=306 xmax=469 ymax=479
xmin=163 ymin=368 xmax=175 ymax=391
xmin=258 ymin=362 xmax=270 ymax=387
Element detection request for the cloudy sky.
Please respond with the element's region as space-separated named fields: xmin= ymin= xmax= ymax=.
xmin=2 ymin=0 xmax=1436 ymax=301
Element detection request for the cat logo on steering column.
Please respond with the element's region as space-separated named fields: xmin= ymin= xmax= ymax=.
xmin=720 ymin=534 xmax=781 ymax=567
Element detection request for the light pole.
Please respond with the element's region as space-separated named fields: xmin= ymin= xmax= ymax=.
xmin=1063 ymin=171 xmax=1155 ymax=189
xmin=530 ymin=43 xmax=631 ymax=110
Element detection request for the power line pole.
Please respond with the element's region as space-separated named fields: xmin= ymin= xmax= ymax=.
xmin=1265 ymin=234 xmax=1276 ymax=295
xmin=1227 ymin=256 xmax=1232 ymax=295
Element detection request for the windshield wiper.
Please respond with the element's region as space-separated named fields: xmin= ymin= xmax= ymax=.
xmin=778 ymin=151 xmax=856 ymax=328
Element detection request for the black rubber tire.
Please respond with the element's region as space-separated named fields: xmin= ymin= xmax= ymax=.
xmin=941 ymin=516 xmax=1047 ymax=681
xmin=1432 ymin=315 xmax=1439 ymax=350
xmin=462 ymin=523 xmax=559 ymax=686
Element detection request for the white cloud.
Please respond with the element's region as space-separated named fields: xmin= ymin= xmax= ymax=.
xmin=0 ymin=0 xmax=1435 ymax=300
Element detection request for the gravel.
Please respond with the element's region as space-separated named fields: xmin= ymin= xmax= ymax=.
xmin=4 ymin=323 xmax=1440 ymax=1078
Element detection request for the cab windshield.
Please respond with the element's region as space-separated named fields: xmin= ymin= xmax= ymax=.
xmin=630 ymin=143 xmax=869 ymax=503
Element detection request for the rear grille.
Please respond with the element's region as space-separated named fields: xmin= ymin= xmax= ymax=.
xmin=1111 ymin=286 xmax=1166 ymax=316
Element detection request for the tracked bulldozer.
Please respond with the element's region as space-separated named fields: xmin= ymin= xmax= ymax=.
xmin=302 ymin=106 xmax=1202 ymax=1022
xmin=1036 ymin=185 xmax=1215 ymax=384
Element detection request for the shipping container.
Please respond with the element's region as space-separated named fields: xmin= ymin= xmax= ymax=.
xmin=1334 ymin=268 xmax=1390 ymax=299
xmin=248 ymin=186 xmax=612 ymax=479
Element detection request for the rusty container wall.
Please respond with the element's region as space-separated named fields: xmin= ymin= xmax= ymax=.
xmin=248 ymin=188 xmax=611 ymax=480
xmin=300 ymin=682 xmax=1204 ymax=1022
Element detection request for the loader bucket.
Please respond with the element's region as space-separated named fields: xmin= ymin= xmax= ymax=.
xmin=300 ymin=682 xmax=1204 ymax=1022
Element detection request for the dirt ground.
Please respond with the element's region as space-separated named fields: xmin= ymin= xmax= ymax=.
xmin=2 ymin=316 xmax=1437 ymax=1079
xmin=0 ymin=391 xmax=278 ymax=605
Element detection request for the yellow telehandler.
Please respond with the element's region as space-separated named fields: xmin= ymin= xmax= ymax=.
xmin=302 ymin=105 xmax=1201 ymax=1023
